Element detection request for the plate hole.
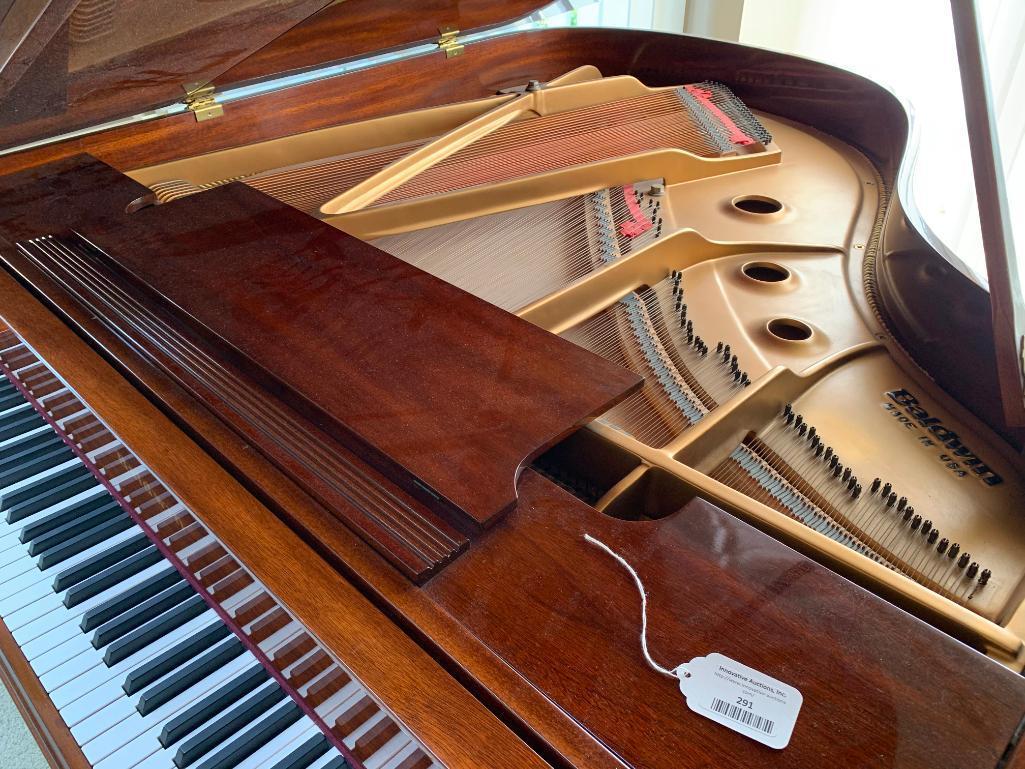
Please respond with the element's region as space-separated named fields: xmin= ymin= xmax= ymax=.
xmin=733 ymin=195 xmax=783 ymax=215
xmin=742 ymin=262 xmax=790 ymax=283
xmin=767 ymin=318 xmax=813 ymax=342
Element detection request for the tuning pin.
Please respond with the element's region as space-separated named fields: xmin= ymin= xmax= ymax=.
xmin=740 ymin=372 xmax=750 ymax=385
xmin=979 ymin=569 xmax=991 ymax=585
xmin=897 ymin=496 xmax=907 ymax=512
xmin=957 ymin=553 xmax=970 ymax=569
xmin=927 ymin=529 xmax=938 ymax=544
xmin=733 ymin=370 xmax=742 ymax=382
xmin=937 ymin=538 xmax=949 ymax=554
xmin=824 ymin=447 xmax=833 ymax=462
xmin=886 ymin=493 xmax=897 ymax=509
xmin=851 ymin=483 xmax=862 ymax=499
xmin=814 ymin=443 xmax=824 ymax=457
xmin=785 ymin=411 xmax=795 ymax=425
xmin=920 ymin=520 xmax=932 ymax=537
xmin=910 ymin=514 xmax=922 ymax=531
xmin=675 ymin=297 xmax=683 ymax=312
xmin=807 ymin=427 xmax=816 ymax=441
xmin=966 ymin=562 xmax=979 ymax=579
xmin=948 ymin=543 xmax=961 ymax=560
xmin=842 ymin=467 xmax=852 ymax=482
xmin=871 ymin=478 xmax=881 ymax=495
xmin=902 ymin=505 xmax=913 ymax=521
xmin=716 ymin=341 xmax=724 ymax=354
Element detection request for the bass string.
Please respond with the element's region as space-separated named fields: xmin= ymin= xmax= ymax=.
xmin=380 ymin=115 xmax=715 ymax=204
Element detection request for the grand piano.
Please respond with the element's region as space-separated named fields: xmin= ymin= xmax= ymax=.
xmin=0 ymin=1 xmax=1024 ymax=768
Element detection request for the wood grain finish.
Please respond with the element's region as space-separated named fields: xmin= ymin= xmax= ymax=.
xmin=423 ymin=470 xmax=1025 ymax=769
xmin=0 ymin=0 xmax=333 ymax=151
xmin=0 ymin=267 xmax=552 ymax=769
xmin=0 ymin=155 xmax=640 ymax=573
xmin=7 ymin=214 xmax=1025 ymax=767
xmin=93 ymin=180 xmax=641 ymax=529
xmin=0 ymin=24 xmax=1006 ymax=449
xmin=217 ymin=0 xmax=546 ymax=87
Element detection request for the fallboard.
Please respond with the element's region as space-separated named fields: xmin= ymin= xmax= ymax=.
xmin=0 ymin=154 xmax=640 ymax=582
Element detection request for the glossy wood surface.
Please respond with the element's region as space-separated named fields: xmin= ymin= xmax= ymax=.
xmin=0 ymin=0 xmax=333 ymax=151
xmin=8 ymin=201 xmax=1025 ymax=767
xmin=217 ymin=0 xmax=546 ymax=87
xmin=0 ymin=155 xmax=639 ymax=568
xmin=98 ymin=180 xmax=641 ymax=529
xmin=0 ymin=266 xmax=553 ymax=769
xmin=6 ymin=24 xmax=999 ymax=443
xmin=425 ymin=470 xmax=1025 ymax=769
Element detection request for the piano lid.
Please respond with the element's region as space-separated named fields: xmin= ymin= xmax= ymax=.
xmin=0 ymin=0 xmax=544 ymax=152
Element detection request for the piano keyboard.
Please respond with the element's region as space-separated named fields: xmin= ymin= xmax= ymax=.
xmin=0 ymin=329 xmax=438 ymax=769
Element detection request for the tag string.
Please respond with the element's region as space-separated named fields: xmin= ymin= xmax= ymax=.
xmin=584 ymin=533 xmax=680 ymax=680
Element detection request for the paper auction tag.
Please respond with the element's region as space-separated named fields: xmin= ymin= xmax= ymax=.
xmin=676 ymin=653 xmax=802 ymax=749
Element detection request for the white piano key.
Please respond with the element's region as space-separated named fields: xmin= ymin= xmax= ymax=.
xmin=0 ymin=485 xmax=108 ymax=551
xmin=83 ymin=659 xmax=271 ymax=765
xmin=0 ymin=456 xmax=83 ymax=499
xmin=257 ymin=622 xmax=304 ymax=657
xmin=342 ymin=710 xmax=387 ymax=750
xmin=78 ymin=650 xmax=261 ymax=759
xmin=373 ymin=740 xmax=420 ymax=769
xmin=235 ymin=719 xmax=320 ymax=769
xmin=314 ymin=679 xmax=365 ymax=723
xmin=14 ymin=560 xmax=173 ymax=648
xmin=307 ymin=749 xmax=349 ymax=769
xmin=56 ymin=615 xmax=222 ymax=717
xmin=362 ymin=732 xmax=411 ymax=769
xmin=0 ymin=526 xmax=142 ymax=608
xmin=40 ymin=604 xmax=217 ymax=693
xmin=0 ymin=423 xmax=51 ymax=451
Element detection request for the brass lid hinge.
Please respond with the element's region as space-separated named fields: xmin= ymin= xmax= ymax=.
xmin=182 ymin=82 xmax=223 ymax=122
xmin=437 ymin=26 xmax=464 ymax=58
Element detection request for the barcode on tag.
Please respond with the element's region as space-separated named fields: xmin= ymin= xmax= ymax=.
xmin=710 ymin=697 xmax=775 ymax=735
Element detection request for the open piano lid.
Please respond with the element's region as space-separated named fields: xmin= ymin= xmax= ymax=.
xmin=0 ymin=0 xmax=544 ymax=152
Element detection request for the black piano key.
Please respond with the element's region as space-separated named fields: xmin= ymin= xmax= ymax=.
xmin=0 ymin=401 xmax=32 ymax=424
xmin=124 ymin=621 xmax=233 ymax=695
xmin=104 ymin=594 xmax=208 ymax=666
xmin=2 ymin=464 xmax=93 ymax=512
xmin=6 ymin=472 xmax=100 ymax=524
xmin=27 ymin=500 xmax=124 ymax=556
xmin=173 ymin=681 xmax=287 ymax=767
xmin=0 ymin=443 xmax=75 ymax=488
xmin=35 ymin=514 xmax=136 ymax=570
xmin=194 ymin=700 xmax=304 ymax=769
xmin=0 ymin=430 xmax=62 ymax=472
xmin=0 ymin=409 xmax=45 ymax=442
xmin=63 ymin=545 xmax=164 ymax=608
xmin=52 ymin=531 xmax=151 ymax=592
xmin=0 ymin=389 xmax=26 ymax=412
xmin=87 ymin=573 xmax=189 ymax=640
xmin=269 ymin=734 xmax=331 ymax=769
xmin=136 ymin=636 xmax=246 ymax=715
xmin=321 ymin=757 xmax=351 ymax=769
xmin=160 ymin=664 xmax=270 ymax=748
xmin=20 ymin=491 xmax=112 ymax=543
xmin=0 ymin=423 xmax=55 ymax=454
